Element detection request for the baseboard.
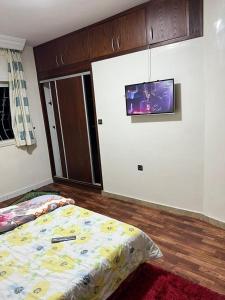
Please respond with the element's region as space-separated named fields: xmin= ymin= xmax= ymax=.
xmin=0 ymin=178 xmax=53 ymax=203
xmin=102 ymin=191 xmax=225 ymax=230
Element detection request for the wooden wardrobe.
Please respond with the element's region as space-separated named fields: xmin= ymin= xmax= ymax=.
xmin=40 ymin=72 xmax=102 ymax=187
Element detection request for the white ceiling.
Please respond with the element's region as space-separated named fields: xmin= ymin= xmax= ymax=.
xmin=0 ymin=0 xmax=148 ymax=46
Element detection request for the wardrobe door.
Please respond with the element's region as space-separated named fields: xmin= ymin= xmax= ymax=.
xmin=114 ymin=8 xmax=147 ymax=52
xmin=56 ymin=77 xmax=93 ymax=183
xmin=62 ymin=30 xmax=90 ymax=65
xmin=34 ymin=40 xmax=60 ymax=73
xmin=89 ymin=20 xmax=115 ymax=59
xmin=146 ymin=0 xmax=187 ymax=45
xmin=41 ymin=82 xmax=66 ymax=178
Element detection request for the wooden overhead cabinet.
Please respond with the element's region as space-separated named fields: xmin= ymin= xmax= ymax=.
xmin=146 ymin=0 xmax=188 ymax=44
xmin=34 ymin=0 xmax=203 ymax=76
xmin=34 ymin=40 xmax=61 ymax=73
xmin=60 ymin=30 xmax=90 ymax=66
xmin=34 ymin=29 xmax=90 ymax=75
xmin=146 ymin=0 xmax=203 ymax=45
xmin=89 ymin=20 xmax=115 ymax=58
xmin=114 ymin=8 xmax=147 ymax=53
xmin=89 ymin=8 xmax=147 ymax=59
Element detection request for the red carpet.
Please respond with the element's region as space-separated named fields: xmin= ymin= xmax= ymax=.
xmin=109 ymin=263 xmax=225 ymax=300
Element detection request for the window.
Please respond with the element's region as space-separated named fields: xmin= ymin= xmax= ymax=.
xmin=0 ymin=84 xmax=14 ymax=141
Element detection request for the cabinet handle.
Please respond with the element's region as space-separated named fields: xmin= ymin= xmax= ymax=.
xmin=116 ymin=36 xmax=120 ymax=50
xmin=151 ymin=27 xmax=154 ymax=40
xmin=60 ymin=55 xmax=64 ymax=65
xmin=112 ymin=37 xmax=115 ymax=52
xmin=56 ymin=56 xmax=59 ymax=66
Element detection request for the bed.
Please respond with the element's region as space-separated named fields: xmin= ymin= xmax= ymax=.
xmin=0 ymin=196 xmax=162 ymax=300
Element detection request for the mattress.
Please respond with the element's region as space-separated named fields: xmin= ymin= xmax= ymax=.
xmin=0 ymin=204 xmax=162 ymax=300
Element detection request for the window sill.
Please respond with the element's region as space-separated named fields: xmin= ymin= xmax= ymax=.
xmin=0 ymin=139 xmax=15 ymax=148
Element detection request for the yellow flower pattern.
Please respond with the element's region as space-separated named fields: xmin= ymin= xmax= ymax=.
xmin=99 ymin=247 xmax=116 ymax=260
xmin=36 ymin=214 xmax=53 ymax=225
xmin=0 ymin=266 xmax=14 ymax=281
xmin=61 ymin=205 xmax=77 ymax=217
xmin=0 ymin=204 xmax=161 ymax=300
xmin=53 ymin=225 xmax=81 ymax=237
xmin=41 ymin=255 xmax=79 ymax=273
xmin=100 ymin=220 xmax=118 ymax=233
xmin=99 ymin=246 xmax=125 ymax=269
xmin=0 ymin=250 xmax=9 ymax=260
xmin=75 ymin=232 xmax=91 ymax=244
xmin=79 ymin=209 xmax=93 ymax=218
xmin=20 ymin=263 xmax=30 ymax=275
xmin=122 ymin=224 xmax=140 ymax=237
xmin=45 ymin=243 xmax=64 ymax=256
xmin=7 ymin=232 xmax=33 ymax=246
xmin=25 ymin=281 xmax=50 ymax=300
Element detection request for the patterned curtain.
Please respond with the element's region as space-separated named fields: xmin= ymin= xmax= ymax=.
xmin=7 ymin=49 xmax=36 ymax=147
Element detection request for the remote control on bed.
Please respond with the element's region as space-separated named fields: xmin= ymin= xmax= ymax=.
xmin=51 ymin=236 xmax=76 ymax=243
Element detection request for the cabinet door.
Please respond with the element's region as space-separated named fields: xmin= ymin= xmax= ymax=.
xmin=146 ymin=0 xmax=187 ymax=44
xmin=34 ymin=41 xmax=60 ymax=73
xmin=89 ymin=20 xmax=115 ymax=59
xmin=115 ymin=8 xmax=147 ymax=52
xmin=56 ymin=77 xmax=93 ymax=183
xmin=61 ymin=30 xmax=90 ymax=65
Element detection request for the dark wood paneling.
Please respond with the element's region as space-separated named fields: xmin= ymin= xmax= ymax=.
xmin=90 ymin=45 xmax=149 ymax=64
xmin=34 ymin=41 xmax=59 ymax=73
xmin=37 ymin=60 xmax=91 ymax=81
xmin=89 ymin=8 xmax=147 ymax=59
xmin=62 ymin=30 xmax=90 ymax=65
xmin=115 ymin=8 xmax=147 ymax=52
xmin=146 ymin=0 xmax=188 ymax=45
xmin=56 ymin=77 xmax=92 ymax=183
xmin=89 ymin=20 xmax=115 ymax=59
xmin=188 ymin=0 xmax=203 ymax=37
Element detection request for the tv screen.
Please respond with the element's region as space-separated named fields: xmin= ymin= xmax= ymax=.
xmin=125 ymin=79 xmax=175 ymax=115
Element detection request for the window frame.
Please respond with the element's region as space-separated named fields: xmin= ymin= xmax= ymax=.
xmin=0 ymin=82 xmax=15 ymax=147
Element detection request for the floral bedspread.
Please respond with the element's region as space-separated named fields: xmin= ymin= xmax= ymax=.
xmin=0 ymin=195 xmax=74 ymax=234
xmin=0 ymin=204 xmax=162 ymax=300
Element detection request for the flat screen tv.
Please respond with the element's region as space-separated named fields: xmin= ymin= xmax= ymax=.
xmin=125 ymin=79 xmax=175 ymax=116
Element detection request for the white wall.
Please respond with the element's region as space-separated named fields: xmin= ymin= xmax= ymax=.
xmin=203 ymin=0 xmax=225 ymax=222
xmin=92 ymin=41 xmax=205 ymax=214
xmin=0 ymin=46 xmax=52 ymax=201
xmin=92 ymin=0 xmax=225 ymax=221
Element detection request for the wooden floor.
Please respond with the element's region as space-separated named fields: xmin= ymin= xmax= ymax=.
xmin=2 ymin=182 xmax=225 ymax=295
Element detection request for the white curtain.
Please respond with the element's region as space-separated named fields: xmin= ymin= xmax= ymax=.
xmin=0 ymin=48 xmax=36 ymax=146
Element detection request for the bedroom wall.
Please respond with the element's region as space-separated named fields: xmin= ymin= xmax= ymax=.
xmin=92 ymin=41 xmax=205 ymax=214
xmin=203 ymin=0 xmax=225 ymax=223
xmin=0 ymin=46 xmax=52 ymax=201
xmin=92 ymin=0 xmax=225 ymax=222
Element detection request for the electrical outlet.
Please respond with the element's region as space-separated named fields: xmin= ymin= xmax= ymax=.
xmin=138 ymin=165 xmax=143 ymax=171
